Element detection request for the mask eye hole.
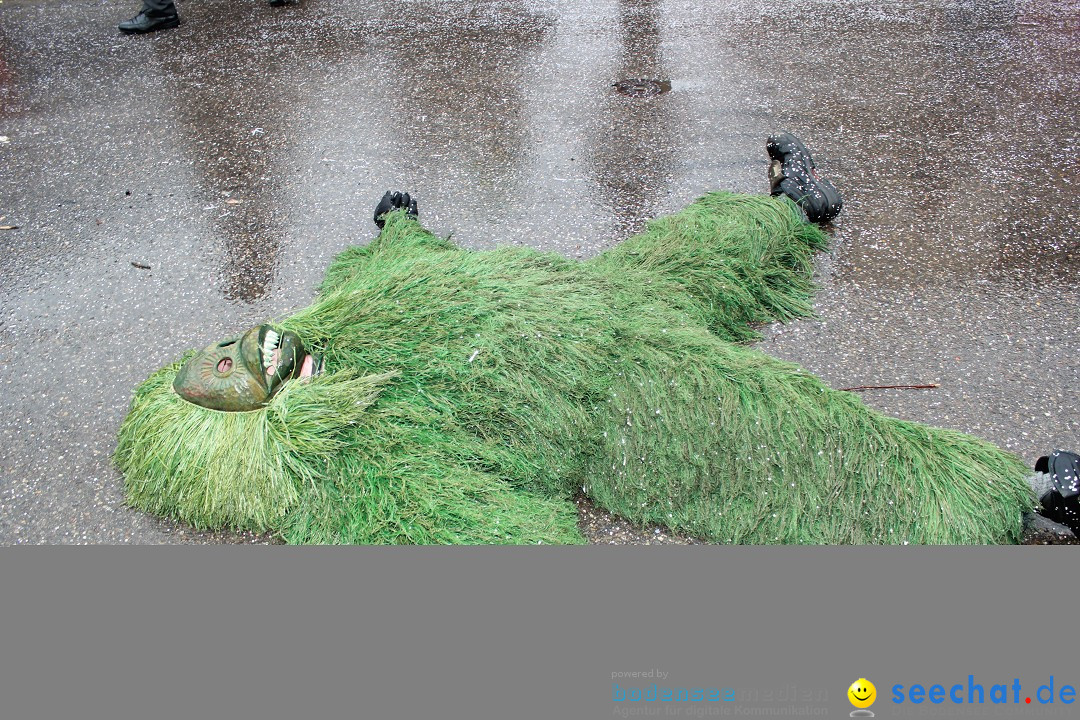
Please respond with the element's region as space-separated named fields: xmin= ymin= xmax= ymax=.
xmin=216 ymin=358 xmax=234 ymax=374
xmin=218 ymin=339 xmax=237 ymax=348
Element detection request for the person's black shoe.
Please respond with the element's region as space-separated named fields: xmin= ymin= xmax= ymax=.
xmin=268 ymin=0 xmax=289 ymax=5
xmin=1034 ymin=450 xmax=1080 ymax=536
xmin=118 ymin=7 xmax=181 ymax=34
xmin=766 ymin=132 xmax=842 ymax=223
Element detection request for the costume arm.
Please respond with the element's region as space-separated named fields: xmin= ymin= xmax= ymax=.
xmin=369 ymin=189 xmax=455 ymax=256
xmin=277 ymin=439 xmax=583 ymax=545
xmin=372 ymin=208 xmax=456 ymax=254
xmin=319 ymin=193 xmax=454 ymax=294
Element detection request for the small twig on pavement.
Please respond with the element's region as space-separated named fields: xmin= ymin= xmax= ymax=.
xmin=840 ymin=383 xmax=940 ymax=392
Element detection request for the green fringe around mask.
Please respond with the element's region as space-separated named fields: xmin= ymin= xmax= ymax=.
xmin=115 ymin=192 xmax=1035 ymax=544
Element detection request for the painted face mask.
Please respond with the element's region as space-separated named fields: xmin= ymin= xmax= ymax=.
xmin=172 ymin=324 xmax=314 ymax=411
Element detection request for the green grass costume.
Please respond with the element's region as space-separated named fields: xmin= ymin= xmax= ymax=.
xmin=115 ymin=192 xmax=1034 ymax=544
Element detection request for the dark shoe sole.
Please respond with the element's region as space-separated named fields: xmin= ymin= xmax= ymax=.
xmin=119 ymin=15 xmax=181 ymax=34
xmin=766 ymin=132 xmax=842 ymax=223
xmin=1035 ymin=450 xmax=1080 ymax=535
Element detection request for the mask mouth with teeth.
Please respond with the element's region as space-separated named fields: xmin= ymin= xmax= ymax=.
xmin=172 ymin=324 xmax=319 ymax=411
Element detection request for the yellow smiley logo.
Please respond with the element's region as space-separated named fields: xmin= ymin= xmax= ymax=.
xmin=848 ymin=678 xmax=876 ymax=709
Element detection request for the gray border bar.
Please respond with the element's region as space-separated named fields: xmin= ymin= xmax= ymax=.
xmin=1 ymin=548 xmax=1074 ymax=720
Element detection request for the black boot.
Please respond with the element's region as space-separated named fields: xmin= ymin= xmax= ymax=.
xmin=766 ymin=132 xmax=843 ymax=223
xmin=119 ymin=5 xmax=181 ymax=34
xmin=1034 ymin=450 xmax=1080 ymax=535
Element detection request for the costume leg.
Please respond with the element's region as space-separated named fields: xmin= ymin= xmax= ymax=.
xmin=578 ymin=327 xmax=1034 ymax=544
xmin=591 ymin=192 xmax=829 ymax=343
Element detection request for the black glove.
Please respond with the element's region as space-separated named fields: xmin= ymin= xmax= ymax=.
xmin=374 ymin=190 xmax=419 ymax=229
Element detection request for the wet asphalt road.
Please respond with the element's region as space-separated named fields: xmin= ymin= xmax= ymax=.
xmin=0 ymin=0 xmax=1076 ymax=544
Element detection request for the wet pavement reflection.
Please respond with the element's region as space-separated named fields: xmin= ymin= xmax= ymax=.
xmin=0 ymin=0 xmax=1076 ymax=543
xmin=586 ymin=0 xmax=678 ymax=239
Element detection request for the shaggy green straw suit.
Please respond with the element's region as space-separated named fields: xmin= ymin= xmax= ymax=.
xmin=116 ymin=192 xmax=1034 ymax=544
